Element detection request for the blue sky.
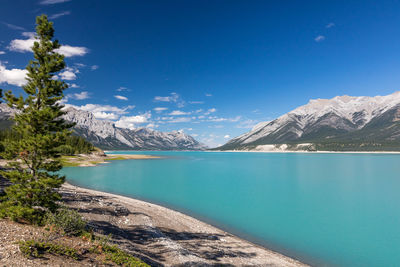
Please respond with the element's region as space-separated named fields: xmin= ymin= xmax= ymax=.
xmin=1 ymin=0 xmax=400 ymax=147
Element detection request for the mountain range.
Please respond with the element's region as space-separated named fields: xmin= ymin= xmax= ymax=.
xmin=218 ymin=91 xmax=400 ymax=151
xmin=0 ymin=104 xmax=207 ymax=151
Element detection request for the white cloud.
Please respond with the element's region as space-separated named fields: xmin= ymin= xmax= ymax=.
xmin=68 ymin=83 xmax=79 ymax=88
xmin=168 ymin=117 xmax=191 ymax=123
xmin=0 ymin=62 xmax=27 ymax=86
xmin=114 ymin=95 xmax=128 ymax=101
xmin=153 ymin=107 xmax=168 ymax=113
xmin=60 ymin=70 xmax=76 ymax=80
xmin=91 ymin=65 xmax=99 ymax=70
xmin=205 ymin=93 xmax=212 ymax=97
xmin=22 ymin=32 xmax=35 ymax=37
xmin=8 ymin=33 xmax=88 ymax=57
xmin=146 ymin=123 xmax=158 ymax=128
xmin=117 ymin=86 xmax=128 ymax=92
xmin=69 ymin=103 xmax=134 ymax=115
xmin=64 ymin=103 xmax=135 ymax=120
xmin=0 ymin=51 xmax=5 ymax=55
xmin=154 ymin=92 xmax=185 ymax=107
xmin=204 ymin=108 xmax=217 ymax=115
xmin=115 ymin=113 xmax=151 ymax=129
xmin=8 ymin=35 xmax=35 ymax=52
xmin=224 ymin=135 xmax=230 ymax=139
xmin=57 ymin=45 xmax=88 ymax=57
xmin=92 ymin=112 xmax=119 ymax=120
xmin=169 ymin=110 xmax=191 ymax=116
xmin=189 ymin=101 xmax=204 ymax=104
xmin=326 ymin=22 xmax=335 ymax=28
xmin=40 ymin=0 xmax=71 ymax=4
xmin=68 ymin=91 xmax=89 ymax=100
xmin=154 ymin=93 xmax=179 ymax=102
xmin=204 ymin=115 xmax=241 ymax=122
xmin=49 ymin=11 xmax=71 ymax=19
xmin=314 ymin=35 xmax=325 ymax=42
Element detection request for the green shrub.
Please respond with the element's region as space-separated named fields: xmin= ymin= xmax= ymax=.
xmin=89 ymin=234 xmax=149 ymax=267
xmin=45 ymin=208 xmax=86 ymax=235
xmin=19 ymin=240 xmax=79 ymax=260
xmin=0 ymin=201 xmax=44 ymax=225
xmin=102 ymin=244 xmax=149 ymax=267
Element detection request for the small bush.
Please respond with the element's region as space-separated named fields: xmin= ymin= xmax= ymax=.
xmin=19 ymin=240 xmax=79 ymax=260
xmin=102 ymin=244 xmax=149 ymax=267
xmin=0 ymin=202 xmax=44 ymax=225
xmin=89 ymin=234 xmax=149 ymax=267
xmin=45 ymin=208 xmax=86 ymax=236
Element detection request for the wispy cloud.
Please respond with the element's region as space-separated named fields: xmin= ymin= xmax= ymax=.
xmin=189 ymin=101 xmax=204 ymax=104
xmin=153 ymin=107 xmax=168 ymax=113
xmin=154 ymin=93 xmax=179 ymax=102
xmin=204 ymin=108 xmax=216 ymax=115
xmin=91 ymin=65 xmax=99 ymax=70
xmin=40 ymin=0 xmax=72 ymax=5
xmin=154 ymin=92 xmax=185 ymax=107
xmin=114 ymin=95 xmax=128 ymax=101
xmin=167 ymin=117 xmax=191 ymax=123
xmin=206 ymin=115 xmax=241 ymax=122
xmin=326 ymin=22 xmax=335 ymax=28
xmin=2 ymin=22 xmax=26 ymax=31
xmin=314 ymin=35 xmax=325 ymax=42
xmin=169 ymin=110 xmax=191 ymax=116
xmin=205 ymin=93 xmax=212 ymax=97
xmin=68 ymin=91 xmax=90 ymax=100
xmin=49 ymin=11 xmax=71 ymax=19
xmin=224 ymin=135 xmax=230 ymax=139
xmin=117 ymin=86 xmax=129 ymax=92
xmin=0 ymin=51 xmax=5 ymax=55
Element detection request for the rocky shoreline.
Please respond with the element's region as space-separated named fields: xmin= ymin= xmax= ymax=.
xmin=60 ymin=183 xmax=308 ymax=266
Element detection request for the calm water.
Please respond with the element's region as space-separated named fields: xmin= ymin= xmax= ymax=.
xmin=61 ymin=151 xmax=400 ymax=266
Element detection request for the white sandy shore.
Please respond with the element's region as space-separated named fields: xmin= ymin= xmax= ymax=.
xmin=62 ymin=182 xmax=308 ymax=266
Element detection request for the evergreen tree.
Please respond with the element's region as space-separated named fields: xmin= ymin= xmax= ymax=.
xmin=0 ymin=15 xmax=73 ymax=223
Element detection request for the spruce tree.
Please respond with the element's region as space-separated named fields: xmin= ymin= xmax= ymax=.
xmin=0 ymin=15 xmax=73 ymax=223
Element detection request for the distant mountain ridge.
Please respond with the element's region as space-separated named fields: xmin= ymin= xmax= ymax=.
xmin=218 ymin=92 xmax=400 ymax=151
xmin=0 ymin=104 xmax=207 ymax=150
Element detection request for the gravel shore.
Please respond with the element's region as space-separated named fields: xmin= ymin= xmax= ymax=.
xmin=61 ymin=183 xmax=308 ymax=267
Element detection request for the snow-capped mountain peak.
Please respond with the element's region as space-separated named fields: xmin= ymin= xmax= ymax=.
xmin=0 ymin=104 xmax=207 ymax=150
xmin=219 ymin=91 xmax=400 ymax=150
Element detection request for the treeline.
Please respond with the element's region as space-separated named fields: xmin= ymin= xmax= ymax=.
xmin=0 ymin=130 xmax=94 ymax=155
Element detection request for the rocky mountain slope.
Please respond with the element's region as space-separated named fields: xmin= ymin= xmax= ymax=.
xmin=218 ymin=92 xmax=400 ymax=151
xmin=0 ymin=104 xmax=206 ymax=150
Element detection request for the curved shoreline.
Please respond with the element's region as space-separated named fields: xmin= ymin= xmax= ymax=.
xmin=62 ymin=182 xmax=308 ymax=266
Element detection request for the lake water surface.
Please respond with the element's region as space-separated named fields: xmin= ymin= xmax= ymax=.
xmin=61 ymin=151 xmax=400 ymax=266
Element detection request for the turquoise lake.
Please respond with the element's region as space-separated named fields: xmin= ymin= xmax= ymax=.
xmin=61 ymin=151 xmax=400 ymax=266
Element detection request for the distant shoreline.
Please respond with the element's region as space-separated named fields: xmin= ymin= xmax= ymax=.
xmin=104 ymin=149 xmax=400 ymax=154
xmin=210 ymin=150 xmax=400 ymax=154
